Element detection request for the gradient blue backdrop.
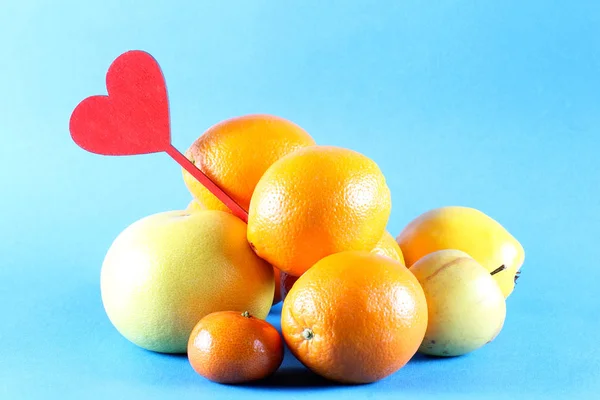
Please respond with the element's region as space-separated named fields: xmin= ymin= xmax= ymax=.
xmin=1 ymin=1 xmax=599 ymax=399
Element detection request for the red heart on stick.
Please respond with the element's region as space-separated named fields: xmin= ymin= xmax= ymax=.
xmin=69 ymin=50 xmax=249 ymax=222
xmin=69 ymin=50 xmax=171 ymax=155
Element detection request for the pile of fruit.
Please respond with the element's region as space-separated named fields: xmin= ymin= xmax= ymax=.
xmin=101 ymin=114 xmax=525 ymax=384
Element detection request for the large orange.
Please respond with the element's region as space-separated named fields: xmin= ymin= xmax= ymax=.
xmin=188 ymin=310 xmax=284 ymax=384
xmin=247 ymin=146 xmax=391 ymax=276
xmin=183 ymin=114 xmax=315 ymax=213
xmin=281 ymin=251 xmax=427 ymax=383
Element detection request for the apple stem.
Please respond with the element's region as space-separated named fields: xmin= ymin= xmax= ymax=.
xmin=490 ymin=265 xmax=506 ymax=276
xmin=165 ymin=144 xmax=249 ymax=223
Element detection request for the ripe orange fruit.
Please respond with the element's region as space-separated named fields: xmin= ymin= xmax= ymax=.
xmin=186 ymin=199 xmax=205 ymax=212
xmin=281 ymin=251 xmax=427 ymax=384
xmin=188 ymin=310 xmax=284 ymax=384
xmin=183 ymin=114 xmax=315 ymax=213
xmin=272 ymin=267 xmax=282 ymax=305
xmin=372 ymin=231 xmax=405 ymax=265
xmin=278 ymin=230 xmax=406 ymax=302
xmin=248 ymin=146 xmax=391 ymax=276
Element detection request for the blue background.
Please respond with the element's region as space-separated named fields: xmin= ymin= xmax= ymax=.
xmin=1 ymin=1 xmax=599 ymax=399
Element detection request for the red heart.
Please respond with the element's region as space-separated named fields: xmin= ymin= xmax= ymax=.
xmin=69 ymin=50 xmax=171 ymax=155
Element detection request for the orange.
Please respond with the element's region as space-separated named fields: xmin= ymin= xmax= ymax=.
xmin=188 ymin=310 xmax=284 ymax=384
xmin=185 ymin=199 xmax=205 ymax=212
xmin=272 ymin=267 xmax=282 ymax=305
xmin=372 ymin=231 xmax=405 ymax=265
xmin=281 ymin=251 xmax=428 ymax=383
xmin=278 ymin=230 xmax=406 ymax=302
xmin=248 ymin=146 xmax=391 ymax=276
xmin=183 ymin=114 xmax=315 ymax=213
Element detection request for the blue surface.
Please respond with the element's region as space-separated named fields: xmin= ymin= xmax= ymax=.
xmin=1 ymin=1 xmax=599 ymax=399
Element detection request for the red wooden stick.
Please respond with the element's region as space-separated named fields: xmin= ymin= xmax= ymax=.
xmin=165 ymin=145 xmax=248 ymax=222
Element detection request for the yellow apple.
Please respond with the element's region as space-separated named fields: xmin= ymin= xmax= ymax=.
xmin=410 ymin=249 xmax=506 ymax=357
